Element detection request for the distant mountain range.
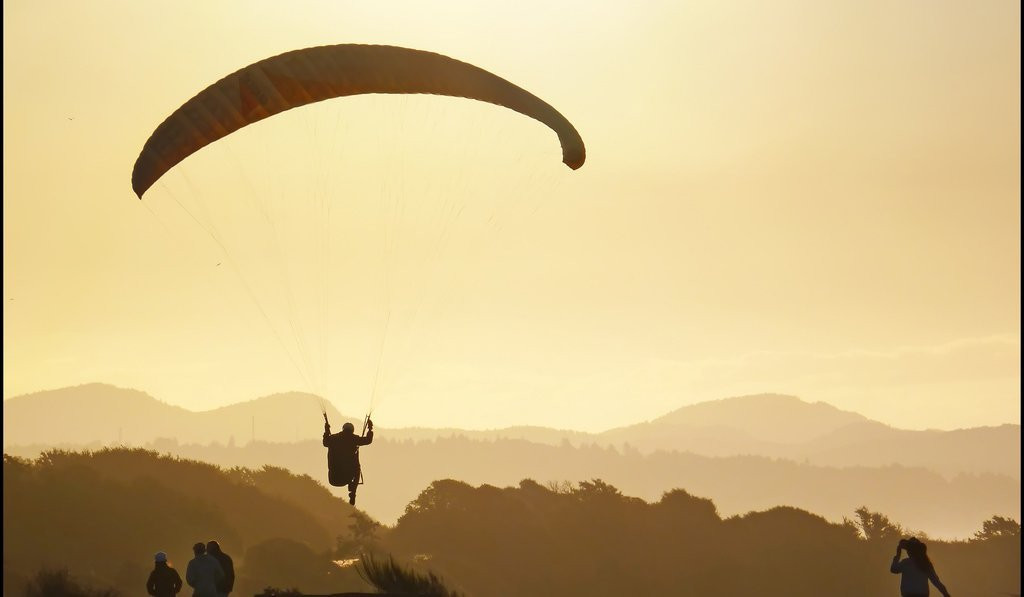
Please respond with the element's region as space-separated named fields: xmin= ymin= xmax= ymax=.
xmin=2 ymin=383 xmax=355 ymax=447
xmin=598 ymin=394 xmax=1021 ymax=479
xmin=5 ymin=384 xmax=1017 ymax=479
xmin=3 ymin=383 xmax=1019 ymax=539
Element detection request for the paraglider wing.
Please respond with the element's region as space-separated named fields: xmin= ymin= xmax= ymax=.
xmin=132 ymin=44 xmax=586 ymax=198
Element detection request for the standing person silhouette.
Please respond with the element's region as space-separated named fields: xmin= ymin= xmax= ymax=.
xmin=186 ymin=542 xmax=225 ymax=597
xmin=891 ymin=537 xmax=951 ymax=597
xmin=205 ymin=541 xmax=234 ymax=597
xmin=146 ymin=552 xmax=183 ymax=597
xmin=323 ymin=418 xmax=374 ymax=505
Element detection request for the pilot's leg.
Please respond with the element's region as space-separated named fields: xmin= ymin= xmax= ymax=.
xmin=348 ymin=473 xmax=358 ymax=505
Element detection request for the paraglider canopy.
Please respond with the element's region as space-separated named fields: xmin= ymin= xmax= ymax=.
xmin=129 ymin=42 xmax=586 ymax=436
xmin=132 ymin=44 xmax=586 ymax=198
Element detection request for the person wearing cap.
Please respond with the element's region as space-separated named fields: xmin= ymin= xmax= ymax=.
xmin=186 ymin=542 xmax=225 ymax=597
xmin=323 ymin=418 xmax=374 ymax=505
xmin=891 ymin=537 xmax=952 ymax=597
xmin=146 ymin=551 xmax=183 ymax=597
xmin=206 ymin=540 xmax=235 ymax=597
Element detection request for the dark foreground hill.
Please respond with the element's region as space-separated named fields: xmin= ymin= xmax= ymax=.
xmin=2 ymin=449 xmax=375 ymax=596
xmin=388 ymin=479 xmax=1021 ymax=597
xmin=3 ymin=448 xmax=1020 ymax=597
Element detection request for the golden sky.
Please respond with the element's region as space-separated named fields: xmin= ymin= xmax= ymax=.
xmin=3 ymin=0 xmax=1020 ymax=431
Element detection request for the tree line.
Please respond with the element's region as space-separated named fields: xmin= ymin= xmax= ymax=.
xmin=4 ymin=449 xmax=1019 ymax=596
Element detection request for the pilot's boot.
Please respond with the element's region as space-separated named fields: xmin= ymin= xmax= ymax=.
xmin=348 ymin=491 xmax=357 ymax=506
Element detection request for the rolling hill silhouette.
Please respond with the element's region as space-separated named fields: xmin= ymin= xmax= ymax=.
xmin=5 ymin=384 xmax=1018 ymax=479
xmin=599 ymin=393 xmax=1020 ymax=479
xmin=4 ymin=383 xmax=1019 ymax=538
xmin=616 ymin=393 xmax=871 ymax=442
xmin=2 ymin=383 xmax=362 ymax=446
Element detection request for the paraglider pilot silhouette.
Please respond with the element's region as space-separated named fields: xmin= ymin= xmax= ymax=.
xmin=323 ymin=415 xmax=374 ymax=505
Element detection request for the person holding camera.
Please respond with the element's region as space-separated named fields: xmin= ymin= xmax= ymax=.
xmin=890 ymin=537 xmax=951 ymax=597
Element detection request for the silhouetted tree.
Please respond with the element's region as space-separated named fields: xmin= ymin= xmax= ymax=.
xmin=848 ymin=506 xmax=905 ymax=541
xmin=974 ymin=515 xmax=1021 ymax=541
xmin=336 ymin=510 xmax=382 ymax=557
xmin=571 ymin=478 xmax=622 ymax=499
